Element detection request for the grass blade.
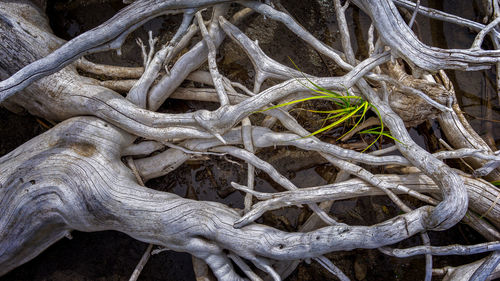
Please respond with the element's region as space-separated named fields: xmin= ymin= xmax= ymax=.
xmin=306 ymin=103 xmax=365 ymax=137
xmin=337 ymin=102 xmax=369 ymax=141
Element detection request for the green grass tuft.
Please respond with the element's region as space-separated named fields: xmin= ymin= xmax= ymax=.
xmin=257 ymin=58 xmax=402 ymax=152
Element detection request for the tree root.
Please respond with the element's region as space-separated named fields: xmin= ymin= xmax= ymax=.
xmin=1 ymin=0 xmax=500 ymax=280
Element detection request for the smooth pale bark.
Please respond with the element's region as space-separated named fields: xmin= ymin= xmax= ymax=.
xmin=351 ymin=0 xmax=500 ymax=71
xmin=0 ymin=116 xmax=432 ymax=278
xmin=1 ymin=0 xmax=500 ymax=280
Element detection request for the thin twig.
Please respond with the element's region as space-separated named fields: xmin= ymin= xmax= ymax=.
xmin=242 ymin=118 xmax=255 ymax=213
xmin=472 ymin=17 xmax=500 ymax=49
xmin=196 ymin=11 xmax=230 ymax=106
xmin=407 ymin=0 xmax=420 ymax=29
xmin=129 ymin=244 xmax=153 ymax=281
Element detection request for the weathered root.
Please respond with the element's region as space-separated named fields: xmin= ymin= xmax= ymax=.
xmin=352 ymin=0 xmax=500 ymax=71
xmin=1 ymin=0 xmax=500 ymax=280
xmin=0 ymin=0 xmax=236 ymax=102
xmin=0 ymin=116 xmax=430 ymax=279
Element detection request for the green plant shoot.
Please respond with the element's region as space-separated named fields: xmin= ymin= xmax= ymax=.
xmin=259 ymin=58 xmax=401 ymax=152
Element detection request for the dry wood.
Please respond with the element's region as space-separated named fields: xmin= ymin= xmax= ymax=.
xmin=1 ymin=0 xmax=500 ymax=280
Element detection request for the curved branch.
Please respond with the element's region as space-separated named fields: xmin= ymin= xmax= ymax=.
xmin=0 ymin=0 xmax=233 ymax=103
xmin=0 ymin=117 xmax=433 ymax=278
xmin=352 ymin=0 xmax=500 ymax=71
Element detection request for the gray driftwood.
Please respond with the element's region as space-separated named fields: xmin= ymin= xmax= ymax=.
xmin=1 ymin=0 xmax=500 ymax=280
